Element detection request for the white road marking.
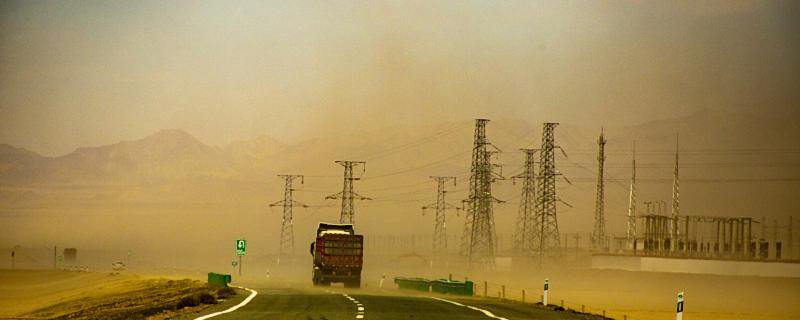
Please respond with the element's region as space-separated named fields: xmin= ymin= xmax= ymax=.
xmin=342 ymin=293 xmax=366 ymax=319
xmin=430 ymin=297 xmax=509 ymax=320
xmin=193 ymin=286 xmax=258 ymax=320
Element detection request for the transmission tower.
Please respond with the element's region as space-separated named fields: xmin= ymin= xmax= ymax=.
xmin=513 ymin=149 xmax=537 ymax=256
xmin=531 ymin=123 xmax=564 ymax=262
xmin=269 ymin=174 xmax=308 ymax=264
xmin=627 ymin=141 xmax=637 ymax=250
xmin=422 ymin=176 xmax=459 ymax=255
xmin=592 ymin=128 xmax=607 ymax=252
xmin=671 ymin=133 xmax=680 ymax=252
xmin=326 ymin=161 xmax=371 ymax=224
xmin=460 ymin=119 xmax=503 ymax=267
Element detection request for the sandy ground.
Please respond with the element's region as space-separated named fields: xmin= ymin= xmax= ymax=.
xmin=0 ymin=269 xmax=232 ymax=319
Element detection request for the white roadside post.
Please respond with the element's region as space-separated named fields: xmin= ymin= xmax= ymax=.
xmin=676 ymin=291 xmax=685 ymax=320
xmin=379 ymin=273 xmax=386 ymax=288
xmin=543 ymin=278 xmax=549 ymax=306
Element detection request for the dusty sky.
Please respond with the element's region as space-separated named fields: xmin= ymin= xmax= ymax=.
xmin=1 ymin=0 xmax=798 ymax=156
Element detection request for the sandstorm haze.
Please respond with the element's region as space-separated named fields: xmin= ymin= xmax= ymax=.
xmin=1 ymin=0 xmax=799 ymax=298
xmin=1 ymin=1 xmax=798 ymax=155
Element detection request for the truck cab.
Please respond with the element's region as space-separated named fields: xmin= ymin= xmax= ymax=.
xmin=310 ymin=223 xmax=363 ymax=288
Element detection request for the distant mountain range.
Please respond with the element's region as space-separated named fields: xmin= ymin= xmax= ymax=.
xmin=1 ymin=109 xmax=797 ymax=188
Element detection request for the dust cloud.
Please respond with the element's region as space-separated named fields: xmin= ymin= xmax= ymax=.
xmin=1 ymin=1 xmax=799 ymax=320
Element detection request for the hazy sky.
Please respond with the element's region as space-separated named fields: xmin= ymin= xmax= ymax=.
xmin=1 ymin=0 xmax=797 ymax=156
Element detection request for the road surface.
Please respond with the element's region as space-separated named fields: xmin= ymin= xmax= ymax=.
xmin=209 ymin=285 xmax=604 ymax=320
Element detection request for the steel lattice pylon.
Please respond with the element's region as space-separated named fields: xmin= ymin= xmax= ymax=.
xmin=591 ymin=128 xmax=607 ymax=252
xmin=532 ymin=123 xmax=562 ymax=261
xmin=326 ymin=161 xmax=371 ymax=225
xmin=460 ymin=119 xmax=503 ymax=268
xmin=513 ymin=149 xmax=537 ymax=256
xmin=423 ymin=176 xmax=458 ymax=255
xmin=269 ymin=174 xmax=308 ymax=265
xmin=671 ymin=133 xmax=680 ymax=252
xmin=627 ymin=141 xmax=637 ymax=250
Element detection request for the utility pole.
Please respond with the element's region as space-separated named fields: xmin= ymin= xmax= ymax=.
xmin=531 ymin=123 xmax=566 ymax=263
xmin=513 ymin=149 xmax=537 ymax=256
xmin=592 ymin=128 xmax=607 ymax=252
xmin=789 ymin=216 xmax=794 ymax=259
xmin=326 ymin=161 xmax=371 ymax=225
xmin=671 ymin=133 xmax=680 ymax=252
xmin=422 ymin=176 xmax=459 ymax=255
xmin=773 ymin=219 xmax=779 ymax=246
xmin=269 ymin=174 xmax=308 ymax=265
xmin=460 ymin=119 xmax=503 ymax=268
xmin=627 ymin=141 xmax=637 ymax=250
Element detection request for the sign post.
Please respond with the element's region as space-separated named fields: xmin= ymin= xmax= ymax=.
xmin=543 ymin=278 xmax=549 ymax=306
xmin=676 ymin=291 xmax=684 ymax=320
xmin=235 ymin=239 xmax=247 ymax=276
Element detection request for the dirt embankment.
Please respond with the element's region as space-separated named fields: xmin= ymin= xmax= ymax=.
xmin=0 ymin=269 xmax=234 ymax=319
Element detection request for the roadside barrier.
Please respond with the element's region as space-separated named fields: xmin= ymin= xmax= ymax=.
xmin=394 ymin=277 xmax=473 ymax=296
xmin=207 ymin=272 xmax=232 ymax=287
xmin=60 ymin=265 xmax=90 ymax=272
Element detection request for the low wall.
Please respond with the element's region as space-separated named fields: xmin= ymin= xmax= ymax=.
xmin=592 ymin=254 xmax=800 ymax=278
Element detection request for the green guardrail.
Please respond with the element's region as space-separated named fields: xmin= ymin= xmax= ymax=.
xmin=208 ymin=272 xmax=232 ymax=287
xmin=394 ymin=277 xmax=430 ymax=291
xmin=394 ymin=277 xmax=473 ymax=296
xmin=431 ymin=279 xmax=474 ymax=296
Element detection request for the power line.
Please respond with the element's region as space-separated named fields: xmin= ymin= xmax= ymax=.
xmin=325 ymin=161 xmax=371 ymax=225
xmin=422 ymin=176 xmax=459 ymax=255
xmin=269 ymin=174 xmax=308 ymax=263
xmin=532 ymin=123 xmax=563 ymax=263
xmin=592 ymin=128 xmax=608 ymax=252
xmin=461 ymin=119 xmax=504 ymax=269
xmin=513 ymin=149 xmax=537 ymax=256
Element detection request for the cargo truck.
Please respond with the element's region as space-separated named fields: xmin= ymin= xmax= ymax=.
xmin=310 ymin=223 xmax=363 ymax=288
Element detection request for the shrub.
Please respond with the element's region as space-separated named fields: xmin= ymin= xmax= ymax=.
xmin=197 ymin=292 xmax=217 ymax=305
xmin=216 ymin=287 xmax=237 ymax=299
xmin=176 ymin=296 xmax=199 ymax=309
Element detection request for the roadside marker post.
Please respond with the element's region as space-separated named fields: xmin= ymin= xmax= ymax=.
xmin=543 ymin=278 xmax=549 ymax=306
xmin=379 ymin=273 xmax=386 ymax=288
xmin=676 ymin=291 xmax=685 ymax=320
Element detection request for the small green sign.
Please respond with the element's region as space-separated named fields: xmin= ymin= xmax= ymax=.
xmin=235 ymin=239 xmax=247 ymax=256
xmin=231 ymin=260 xmax=238 ymax=267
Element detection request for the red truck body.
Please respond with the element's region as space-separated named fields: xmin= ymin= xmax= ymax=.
xmin=310 ymin=223 xmax=363 ymax=287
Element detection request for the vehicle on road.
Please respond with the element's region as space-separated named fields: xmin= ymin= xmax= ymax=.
xmin=310 ymin=222 xmax=364 ymax=288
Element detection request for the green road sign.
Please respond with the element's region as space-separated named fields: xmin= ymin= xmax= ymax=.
xmin=236 ymin=239 xmax=247 ymax=256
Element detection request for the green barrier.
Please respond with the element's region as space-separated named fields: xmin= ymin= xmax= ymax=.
xmin=394 ymin=277 xmax=430 ymax=292
xmin=394 ymin=277 xmax=473 ymax=296
xmin=431 ymin=279 xmax=474 ymax=296
xmin=208 ymin=272 xmax=231 ymax=287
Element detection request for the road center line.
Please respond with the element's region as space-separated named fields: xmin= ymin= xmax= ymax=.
xmin=342 ymin=293 xmax=365 ymax=319
xmin=430 ymin=297 xmax=509 ymax=320
xmin=193 ymin=286 xmax=258 ymax=320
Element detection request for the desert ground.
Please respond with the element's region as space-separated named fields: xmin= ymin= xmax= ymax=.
xmin=0 ymin=269 xmax=243 ymax=319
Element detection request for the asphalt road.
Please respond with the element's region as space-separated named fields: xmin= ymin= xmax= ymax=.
xmin=211 ymin=285 xmax=605 ymax=320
